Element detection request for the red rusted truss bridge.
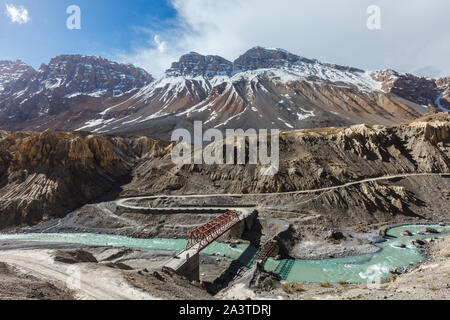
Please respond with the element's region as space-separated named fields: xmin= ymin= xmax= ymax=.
xmin=164 ymin=208 xmax=254 ymax=281
xmin=184 ymin=211 xmax=241 ymax=252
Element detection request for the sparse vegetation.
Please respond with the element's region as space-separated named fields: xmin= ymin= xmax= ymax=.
xmin=384 ymin=275 xmax=396 ymax=283
xmin=329 ymin=239 xmax=344 ymax=245
xmin=355 ymin=224 xmax=368 ymax=233
xmin=282 ymin=282 xmax=305 ymax=294
xmin=319 ymin=282 xmax=332 ymax=288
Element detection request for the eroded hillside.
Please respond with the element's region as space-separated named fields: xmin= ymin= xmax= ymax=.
xmin=0 ymin=129 xmax=171 ymax=227
xmin=122 ymin=112 xmax=450 ymax=196
xmin=0 ymin=112 xmax=448 ymax=229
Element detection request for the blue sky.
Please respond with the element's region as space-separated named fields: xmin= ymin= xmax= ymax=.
xmin=0 ymin=0 xmax=176 ymax=67
xmin=1 ymin=0 xmax=450 ymax=78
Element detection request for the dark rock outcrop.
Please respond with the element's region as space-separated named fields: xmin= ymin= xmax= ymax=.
xmin=53 ymin=249 xmax=98 ymax=264
xmin=166 ymin=52 xmax=233 ymax=78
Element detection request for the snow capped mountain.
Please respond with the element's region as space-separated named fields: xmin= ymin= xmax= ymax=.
xmin=83 ymin=47 xmax=445 ymax=137
xmin=0 ymin=60 xmax=35 ymax=93
xmin=0 ymin=55 xmax=152 ymax=131
xmin=371 ymin=69 xmax=450 ymax=110
xmin=40 ymin=55 xmax=152 ymax=97
xmin=0 ymin=47 xmax=448 ymax=137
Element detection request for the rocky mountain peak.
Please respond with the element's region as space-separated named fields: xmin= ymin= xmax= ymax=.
xmin=0 ymin=55 xmax=155 ymax=131
xmin=37 ymin=54 xmax=153 ymax=96
xmin=371 ymin=70 xmax=449 ymax=110
xmin=166 ymin=52 xmax=233 ymax=78
xmin=232 ymin=46 xmax=316 ymax=72
xmin=0 ymin=60 xmax=36 ymax=92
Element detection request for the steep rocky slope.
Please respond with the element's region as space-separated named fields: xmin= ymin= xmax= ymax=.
xmin=0 ymin=56 xmax=153 ymax=132
xmin=107 ymin=112 xmax=449 ymax=239
xmin=372 ymin=70 xmax=450 ymax=110
xmin=0 ymin=129 xmax=171 ymax=227
xmin=81 ymin=47 xmax=447 ymax=137
xmin=121 ymin=112 xmax=450 ymax=196
xmin=0 ymin=113 xmax=448 ymax=230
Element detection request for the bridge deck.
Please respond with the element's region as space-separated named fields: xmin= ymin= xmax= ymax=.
xmin=163 ymin=208 xmax=254 ymax=273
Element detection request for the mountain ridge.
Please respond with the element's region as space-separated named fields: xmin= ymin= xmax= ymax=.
xmin=0 ymin=47 xmax=448 ymax=138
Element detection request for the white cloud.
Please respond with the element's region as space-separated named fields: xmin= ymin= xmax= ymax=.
xmin=121 ymin=0 xmax=450 ymax=78
xmin=154 ymin=35 xmax=167 ymax=53
xmin=5 ymin=3 xmax=30 ymax=24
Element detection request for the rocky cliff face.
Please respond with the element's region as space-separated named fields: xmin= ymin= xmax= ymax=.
xmin=0 ymin=130 xmax=171 ymax=227
xmin=233 ymin=46 xmax=322 ymax=72
xmin=0 ymin=55 xmax=153 ymax=132
xmin=0 ymin=60 xmax=35 ymax=93
xmin=371 ymin=70 xmax=450 ymax=110
xmin=166 ymin=52 xmax=233 ymax=78
xmin=121 ymin=112 xmax=450 ymax=196
xmin=85 ymin=47 xmax=442 ymax=137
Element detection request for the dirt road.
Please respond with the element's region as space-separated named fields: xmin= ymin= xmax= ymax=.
xmin=116 ymin=173 xmax=448 ymax=207
xmin=0 ymin=249 xmax=158 ymax=300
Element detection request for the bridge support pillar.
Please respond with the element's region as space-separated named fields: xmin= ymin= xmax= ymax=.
xmin=172 ymin=253 xmax=200 ymax=282
xmin=229 ymin=211 xmax=256 ymax=238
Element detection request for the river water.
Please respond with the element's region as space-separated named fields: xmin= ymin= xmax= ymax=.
xmin=265 ymin=224 xmax=450 ymax=283
xmin=0 ymin=224 xmax=448 ymax=283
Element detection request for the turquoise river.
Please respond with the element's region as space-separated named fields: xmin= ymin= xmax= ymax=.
xmin=0 ymin=224 xmax=448 ymax=283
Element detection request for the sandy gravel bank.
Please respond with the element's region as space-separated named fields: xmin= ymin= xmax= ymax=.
xmin=0 ymin=249 xmax=158 ymax=300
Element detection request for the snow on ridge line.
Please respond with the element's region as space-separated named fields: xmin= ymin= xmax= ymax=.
xmin=135 ymin=65 xmax=384 ymax=102
xmin=64 ymin=89 xmax=109 ymax=99
xmin=65 ymin=58 xmax=387 ymax=133
xmin=214 ymin=108 xmax=248 ymax=128
xmin=148 ymin=65 xmax=384 ymax=94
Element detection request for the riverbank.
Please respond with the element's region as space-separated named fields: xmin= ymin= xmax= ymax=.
xmin=0 ymin=249 xmax=158 ymax=300
xmin=257 ymin=235 xmax=450 ymax=300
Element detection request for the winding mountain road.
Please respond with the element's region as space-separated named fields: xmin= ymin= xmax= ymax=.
xmin=116 ymin=172 xmax=449 ymax=209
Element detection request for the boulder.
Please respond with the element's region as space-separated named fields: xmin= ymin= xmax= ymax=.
xmin=390 ymin=267 xmax=407 ymax=275
xmin=317 ymin=168 xmax=325 ymax=178
xmin=328 ymin=231 xmax=346 ymax=241
xmin=412 ymin=239 xmax=427 ymax=247
xmin=402 ymin=230 xmax=413 ymax=236
xmin=420 ymin=227 xmax=439 ymax=234
xmin=100 ymin=261 xmax=133 ymax=270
